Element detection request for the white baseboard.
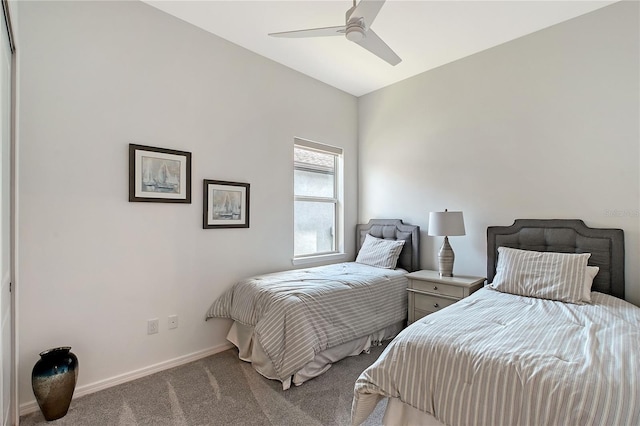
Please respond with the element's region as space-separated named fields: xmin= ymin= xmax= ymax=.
xmin=19 ymin=342 xmax=234 ymax=417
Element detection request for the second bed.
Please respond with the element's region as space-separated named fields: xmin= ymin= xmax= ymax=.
xmin=206 ymin=219 xmax=420 ymax=389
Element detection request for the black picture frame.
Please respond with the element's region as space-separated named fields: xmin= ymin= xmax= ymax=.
xmin=203 ymin=180 xmax=250 ymax=229
xmin=129 ymin=144 xmax=192 ymax=203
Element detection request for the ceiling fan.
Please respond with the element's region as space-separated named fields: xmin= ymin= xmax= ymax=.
xmin=268 ymin=0 xmax=401 ymax=66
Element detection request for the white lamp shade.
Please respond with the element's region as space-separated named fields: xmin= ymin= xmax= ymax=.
xmin=428 ymin=211 xmax=465 ymax=236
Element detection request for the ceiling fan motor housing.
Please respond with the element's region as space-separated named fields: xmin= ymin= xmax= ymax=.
xmin=345 ymin=18 xmax=366 ymax=42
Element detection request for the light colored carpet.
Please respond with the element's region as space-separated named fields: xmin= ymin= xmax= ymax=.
xmin=20 ymin=344 xmax=388 ymax=425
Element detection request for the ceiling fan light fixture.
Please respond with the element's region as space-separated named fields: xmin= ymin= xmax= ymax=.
xmin=345 ymin=26 xmax=365 ymax=42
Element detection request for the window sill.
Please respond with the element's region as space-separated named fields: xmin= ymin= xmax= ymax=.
xmin=292 ymin=252 xmax=348 ymax=266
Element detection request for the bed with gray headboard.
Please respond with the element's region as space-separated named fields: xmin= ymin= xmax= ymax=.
xmin=356 ymin=218 xmax=420 ymax=272
xmin=487 ymin=219 xmax=625 ymax=298
xmin=206 ymin=219 xmax=419 ymax=390
xmin=353 ymin=219 xmax=639 ymax=426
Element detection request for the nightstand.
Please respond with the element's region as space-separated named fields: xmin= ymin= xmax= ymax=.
xmin=405 ymin=270 xmax=485 ymax=324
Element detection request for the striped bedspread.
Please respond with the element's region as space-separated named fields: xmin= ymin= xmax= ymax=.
xmin=206 ymin=262 xmax=408 ymax=382
xmin=352 ymin=287 xmax=640 ymax=426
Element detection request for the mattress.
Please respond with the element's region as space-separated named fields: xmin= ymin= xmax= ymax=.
xmin=352 ymin=287 xmax=640 ymax=426
xmin=206 ymin=262 xmax=409 ymax=386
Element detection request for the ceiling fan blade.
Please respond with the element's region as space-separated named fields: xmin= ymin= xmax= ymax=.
xmin=355 ymin=29 xmax=401 ymax=66
xmin=350 ymin=0 xmax=386 ymax=26
xmin=269 ymin=26 xmax=346 ymax=38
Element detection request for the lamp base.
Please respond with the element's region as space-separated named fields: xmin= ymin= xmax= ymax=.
xmin=438 ymin=236 xmax=455 ymax=277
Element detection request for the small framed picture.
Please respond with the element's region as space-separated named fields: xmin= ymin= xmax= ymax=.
xmin=203 ymin=180 xmax=250 ymax=229
xmin=129 ymin=144 xmax=192 ymax=203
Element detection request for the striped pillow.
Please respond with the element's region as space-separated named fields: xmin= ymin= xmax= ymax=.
xmin=490 ymin=247 xmax=591 ymax=304
xmin=582 ymin=266 xmax=599 ymax=303
xmin=355 ymin=234 xmax=405 ymax=269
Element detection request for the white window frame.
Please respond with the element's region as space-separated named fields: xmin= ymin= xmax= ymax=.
xmin=292 ymin=138 xmax=345 ymax=265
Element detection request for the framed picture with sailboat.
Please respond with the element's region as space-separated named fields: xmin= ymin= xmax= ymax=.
xmin=129 ymin=144 xmax=192 ymax=203
xmin=203 ymin=180 xmax=250 ymax=229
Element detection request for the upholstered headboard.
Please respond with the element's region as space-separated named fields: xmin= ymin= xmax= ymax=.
xmin=487 ymin=219 xmax=625 ymax=299
xmin=356 ymin=219 xmax=420 ymax=272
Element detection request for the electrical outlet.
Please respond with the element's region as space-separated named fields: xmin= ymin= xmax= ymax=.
xmin=168 ymin=315 xmax=178 ymax=330
xmin=147 ymin=318 xmax=159 ymax=335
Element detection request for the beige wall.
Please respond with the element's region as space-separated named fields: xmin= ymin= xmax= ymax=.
xmin=358 ymin=2 xmax=640 ymax=305
xmin=16 ymin=0 xmax=357 ymax=411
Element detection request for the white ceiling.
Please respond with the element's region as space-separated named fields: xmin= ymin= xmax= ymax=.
xmin=143 ymin=0 xmax=615 ymax=96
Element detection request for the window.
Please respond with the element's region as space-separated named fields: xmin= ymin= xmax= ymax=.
xmin=294 ymin=138 xmax=343 ymax=258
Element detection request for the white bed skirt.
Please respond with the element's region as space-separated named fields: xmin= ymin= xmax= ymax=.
xmin=383 ymin=398 xmax=445 ymax=426
xmin=226 ymin=320 xmax=404 ymax=390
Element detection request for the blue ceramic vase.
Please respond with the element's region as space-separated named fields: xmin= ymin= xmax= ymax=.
xmin=31 ymin=346 xmax=78 ymax=421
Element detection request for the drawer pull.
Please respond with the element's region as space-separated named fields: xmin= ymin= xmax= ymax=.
xmin=433 ymin=286 xmax=438 ymax=290
xmin=434 ymin=303 xmax=439 ymax=308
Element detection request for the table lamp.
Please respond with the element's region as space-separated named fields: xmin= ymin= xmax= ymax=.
xmin=428 ymin=209 xmax=466 ymax=277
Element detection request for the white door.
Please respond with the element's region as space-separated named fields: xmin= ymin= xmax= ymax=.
xmin=0 ymin=3 xmax=13 ymax=425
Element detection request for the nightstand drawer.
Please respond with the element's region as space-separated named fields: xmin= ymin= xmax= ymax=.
xmin=414 ymin=293 xmax=456 ymax=313
xmin=410 ymin=280 xmax=464 ymax=299
xmin=414 ymin=308 xmax=431 ymax=322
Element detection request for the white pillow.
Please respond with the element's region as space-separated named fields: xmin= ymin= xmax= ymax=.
xmin=490 ymin=247 xmax=591 ymax=304
xmin=582 ymin=266 xmax=599 ymax=303
xmin=355 ymin=234 xmax=405 ymax=269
